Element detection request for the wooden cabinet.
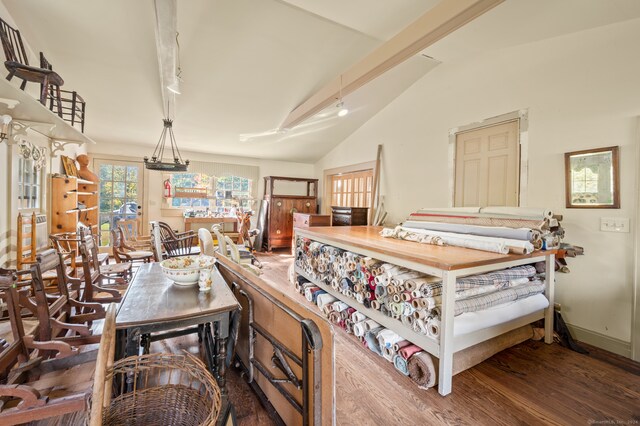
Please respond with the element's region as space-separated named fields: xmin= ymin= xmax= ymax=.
xmin=262 ymin=176 xmax=318 ymax=251
xmin=331 ymin=206 xmax=368 ymax=226
xmin=51 ymin=175 xmax=99 ymax=236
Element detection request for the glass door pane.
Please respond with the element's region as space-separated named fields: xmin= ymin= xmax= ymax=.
xmin=95 ymin=159 xmax=144 ymax=249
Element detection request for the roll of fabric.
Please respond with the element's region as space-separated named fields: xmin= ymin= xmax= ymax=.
xmin=363 ymin=319 xmax=380 ymax=331
xmin=393 ymin=340 xmax=411 ymax=352
xmin=480 ymin=206 xmax=553 ymax=219
xmin=399 ymin=344 xmax=422 ymax=360
xmin=402 ymin=220 xmax=537 ymax=242
xmin=382 ymin=345 xmax=396 ymax=362
xmin=328 ymin=311 xmax=342 ymax=325
xmin=304 ymin=286 xmax=320 ymax=302
xmin=364 ymin=327 xmax=383 ymax=356
xmin=316 ymin=293 xmax=337 ymax=310
xmin=454 ymin=281 xmax=545 ymax=316
xmin=351 ymin=311 xmax=366 ymax=324
xmin=393 ymin=354 xmax=410 ymax=376
xmin=344 ymin=318 xmax=354 ymax=334
xmin=377 ymin=329 xmax=403 ymax=349
xmin=311 ymin=289 xmax=326 ymax=303
xmin=353 ymin=322 xmax=367 ymax=337
xmin=332 ymin=301 xmax=349 ymax=312
xmin=408 ymin=351 xmax=437 ymax=389
xmin=427 ymin=317 xmax=440 ymax=339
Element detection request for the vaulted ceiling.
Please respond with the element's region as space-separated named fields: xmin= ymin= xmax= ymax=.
xmin=3 ymin=0 xmax=640 ymax=162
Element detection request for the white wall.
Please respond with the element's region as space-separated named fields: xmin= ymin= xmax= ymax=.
xmin=315 ymin=19 xmax=640 ymax=351
xmin=87 ymin=142 xmax=315 ymax=231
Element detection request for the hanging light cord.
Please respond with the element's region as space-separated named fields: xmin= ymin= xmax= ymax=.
xmin=175 ymin=31 xmax=182 ymax=80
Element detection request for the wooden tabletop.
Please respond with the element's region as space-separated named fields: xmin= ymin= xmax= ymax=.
xmin=296 ymin=226 xmax=555 ymax=271
xmin=116 ymin=262 xmax=240 ymax=328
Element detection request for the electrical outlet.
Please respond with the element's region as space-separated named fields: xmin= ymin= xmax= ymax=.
xmin=600 ymin=217 xmax=630 ymax=233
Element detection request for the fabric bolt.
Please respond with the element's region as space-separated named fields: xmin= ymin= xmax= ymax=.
xmin=332 ymin=301 xmax=349 ymax=312
xmin=399 ymin=344 xmax=423 ymax=360
xmin=393 ymin=354 xmax=410 ymax=376
xmin=456 ymin=265 xmax=536 ymax=289
xmin=304 ymin=286 xmax=320 ymax=302
xmin=454 ymin=281 xmax=545 ymax=316
xmin=402 ymin=220 xmax=536 ymax=242
xmin=352 ymin=311 xmax=367 ymax=323
xmin=382 ymin=345 xmax=396 ymax=362
xmin=364 ymin=327 xmax=384 ymax=356
xmin=316 ymin=293 xmax=337 ymax=310
xmin=427 ymin=317 xmax=440 ymax=338
xmin=311 ymin=289 xmax=326 ymax=303
xmin=408 ymin=352 xmax=437 ymax=389
xmin=377 ymin=329 xmax=404 ymax=349
xmin=353 ymin=322 xmax=367 ymax=337
xmin=393 ymin=340 xmax=411 ymax=352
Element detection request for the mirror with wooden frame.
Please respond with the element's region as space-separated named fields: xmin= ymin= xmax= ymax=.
xmin=564 ymin=146 xmax=619 ymax=209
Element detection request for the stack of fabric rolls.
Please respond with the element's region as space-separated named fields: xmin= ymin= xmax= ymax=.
xmin=381 ymin=206 xmax=565 ymax=255
xmin=294 ymin=237 xmax=545 ymax=340
xmin=295 ymin=274 xmax=438 ymax=389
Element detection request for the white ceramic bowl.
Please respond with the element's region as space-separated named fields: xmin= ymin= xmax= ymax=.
xmin=160 ymin=255 xmax=215 ymax=286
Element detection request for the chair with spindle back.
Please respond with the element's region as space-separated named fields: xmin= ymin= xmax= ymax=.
xmin=111 ymin=226 xmax=154 ymax=264
xmin=117 ymin=218 xmax=153 ymax=251
xmin=152 ymin=221 xmax=198 ymax=258
xmin=77 ymin=236 xmax=124 ymax=304
xmin=0 ymin=18 xmax=63 ymax=108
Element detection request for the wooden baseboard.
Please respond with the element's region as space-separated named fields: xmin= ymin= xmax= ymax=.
xmin=566 ymin=323 xmax=631 ymax=358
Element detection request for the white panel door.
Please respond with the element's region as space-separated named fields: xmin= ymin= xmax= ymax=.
xmin=454 ymin=120 xmax=519 ymax=207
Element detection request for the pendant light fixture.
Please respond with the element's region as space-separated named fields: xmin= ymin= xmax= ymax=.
xmin=144 ymin=111 xmax=189 ymax=171
xmin=336 ymin=74 xmax=349 ymax=117
xmin=167 ymin=32 xmax=182 ymax=95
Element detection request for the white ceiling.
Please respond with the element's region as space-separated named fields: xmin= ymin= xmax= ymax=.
xmin=2 ymin=0 xmax=640 ymax=163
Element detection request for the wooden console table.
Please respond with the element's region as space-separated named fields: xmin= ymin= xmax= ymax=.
xmin=294 ymin=226 xmax=556 ymax=396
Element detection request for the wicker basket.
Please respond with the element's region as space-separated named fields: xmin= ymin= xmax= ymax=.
xmin=101 ymin=351 xmax=221 ymax=426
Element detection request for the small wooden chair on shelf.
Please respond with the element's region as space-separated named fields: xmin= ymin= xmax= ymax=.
xmin=0 ymin=272 xmax=113 ymax=425
xmin=150 ymin=221 xmax=199 ymax=259
xmin=117 ymin=218 xmax=153 ymax=252
xmin=111 ymin=226 xmax=154 ymax=264
xmin=0 ymin=18 xmax=64 ymax=109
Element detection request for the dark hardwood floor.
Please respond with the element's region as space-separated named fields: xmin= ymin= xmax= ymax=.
xmin=256 ymin=251 xmax=640 ymax=425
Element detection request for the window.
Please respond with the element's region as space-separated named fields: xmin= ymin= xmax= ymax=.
xmin=17 ymin=156 xmax=43 ymax=210
xmin=168 ymin=173 xmax=253 ymax=214
xmin=330 ymin=170 xmax=373 ymax=208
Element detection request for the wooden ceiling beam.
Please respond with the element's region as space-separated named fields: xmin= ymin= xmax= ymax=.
xmin=280 ymin=0 xmax=504 ymax=130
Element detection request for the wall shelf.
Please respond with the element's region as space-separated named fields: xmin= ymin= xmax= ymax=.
xmin=0 ymin=78 xmax=95 ymax=146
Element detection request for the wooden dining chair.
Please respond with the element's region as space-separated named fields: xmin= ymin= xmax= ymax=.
xmin=84 ymin=234 xmax=132 ymax=283
xmin=152 ymin=221 xmax=198 ymax=258
xmin=0 ymin=18 xmax=64 ymax=108
xmin=77 ymin=236 xmax=124 ymax=304
xmin=111 ymin=226 xmax=154 ymax=264
xmin=117 ymin=218 xmax=153 ymax=251
xmin=0 ymin=272 xmax=113 ymax=425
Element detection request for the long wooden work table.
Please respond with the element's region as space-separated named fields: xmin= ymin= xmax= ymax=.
xmin=293 ymin=226 xmax=556 ymax=397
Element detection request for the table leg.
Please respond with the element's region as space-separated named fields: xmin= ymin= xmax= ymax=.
xmin=438 ymin=270 xmax=456 ymax=396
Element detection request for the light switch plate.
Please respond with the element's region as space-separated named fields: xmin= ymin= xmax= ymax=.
xmin=600 ymin=217 xmax=630 ymax=233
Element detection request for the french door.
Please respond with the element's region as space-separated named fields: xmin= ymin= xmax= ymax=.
xmin=95 ymin=159 xmax=144 ymax=250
